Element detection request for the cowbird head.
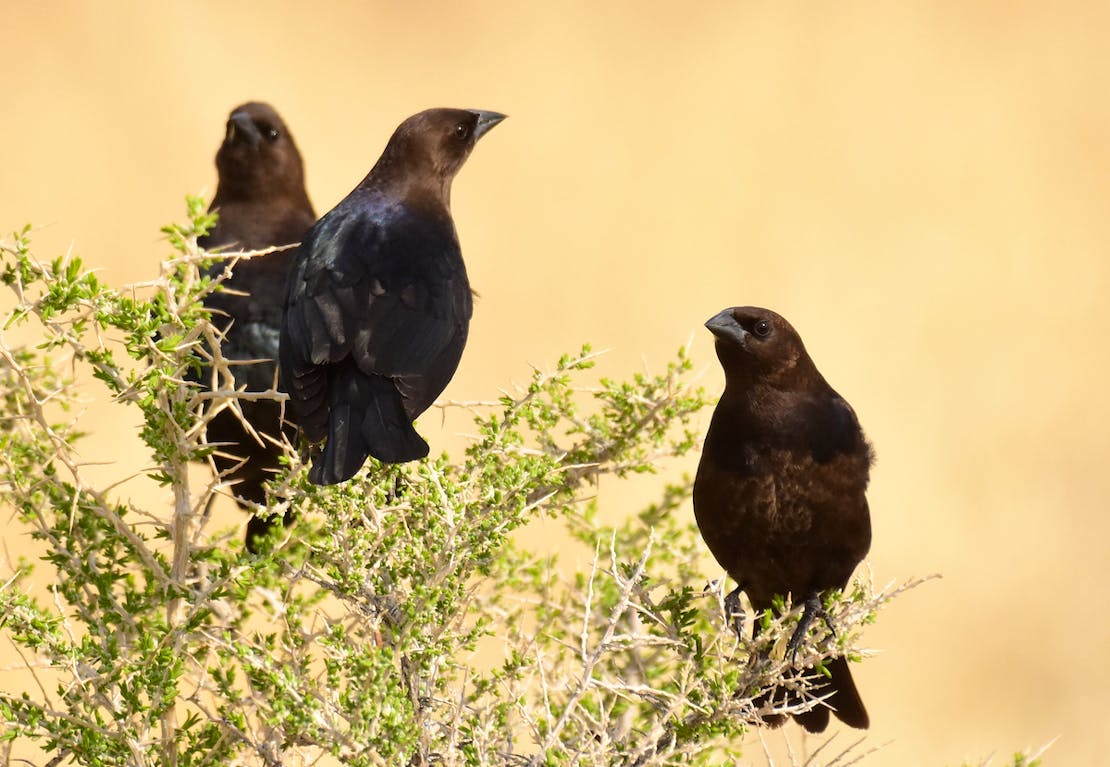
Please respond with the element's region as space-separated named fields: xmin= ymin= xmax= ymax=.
xmin=705 ymin=306 xmax=823 ymax=390
xmin=369 ymin=108 xmax=506 ymax=205
xmin=214 ymin=101 xmax=306 ymax=201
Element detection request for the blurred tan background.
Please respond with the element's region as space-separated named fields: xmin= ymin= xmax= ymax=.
xmin=3 ymin=1 xmax=1108 ymax=764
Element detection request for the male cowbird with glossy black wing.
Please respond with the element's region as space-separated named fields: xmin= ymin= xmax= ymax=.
xmin=693 ymin=306 xmax=873 ymax=733
xmin=280 ymin=108 xmax=505 ymax=485
xmin=198 ymin=102 xmax=316 ymax=550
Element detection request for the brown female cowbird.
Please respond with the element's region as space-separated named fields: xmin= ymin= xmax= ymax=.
xmin=198 ymin=102 xmax=316 ymax=550
xmin=693 ymin=306 xmax=873 ymax=733
xmin=279 ymin=108 xmax=505 ymax=485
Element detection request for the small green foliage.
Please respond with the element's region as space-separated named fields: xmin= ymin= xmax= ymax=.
xmin=959 ymin=750 xmax=1049 ymax=767
xmin=0 ymin=207 xmax=945 ymax=766
xmin=161 ymin=194 xmax=218 ymax=252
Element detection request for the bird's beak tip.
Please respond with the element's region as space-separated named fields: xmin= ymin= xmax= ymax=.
xmin=705 ymin=309 xmax=743 ymax=341
xmin=227 ymin=111 xmax=262 ymax=148
xmin=704 ymin=309 xmax=733 ymax=330
xmin=471 ymin=110 xmax=507 ymax=140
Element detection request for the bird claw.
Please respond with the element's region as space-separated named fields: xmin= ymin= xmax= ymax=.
xmin=786 ymin=593 xmax=827 ymax=661
xmin=724 ymin=586 xmax=746 ymax=640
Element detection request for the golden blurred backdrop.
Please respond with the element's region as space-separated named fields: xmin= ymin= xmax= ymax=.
xmin=3 ymin=1 xmax=1109 ymax=764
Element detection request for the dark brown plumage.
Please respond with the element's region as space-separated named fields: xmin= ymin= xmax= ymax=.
xmin=197 ymin=102 xmax=316 ymax=550
xmin=279 ymin=108 xmax=505 ymax=485
xmin=693 ymin=306 xmax=873 ymax=733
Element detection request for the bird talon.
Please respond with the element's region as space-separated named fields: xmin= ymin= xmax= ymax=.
xmin=724 ymin=585 xmax=746 ymax=640
xmin=786 ymin=593 xmax=826 ymax=661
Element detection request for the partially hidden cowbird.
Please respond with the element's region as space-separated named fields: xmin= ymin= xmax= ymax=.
xmin=279 ymin=108 xmax=505 ymax=485
xmin=198 ymin=102 xmax=316 ymax=550
xmin=693 ymin=306 xmax=873 ymax=733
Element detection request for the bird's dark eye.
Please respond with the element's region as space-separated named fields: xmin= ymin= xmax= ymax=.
xmin=753 ymin=319 xmax=773 ymax=338
xmin=265 ymin=127 xmax=280 ymax=141
xmin=454 ymin=123 xmax=471 ymax=140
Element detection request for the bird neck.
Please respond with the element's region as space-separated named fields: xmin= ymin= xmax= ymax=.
xmin=214 ymin=173 xmax=308 ymax=207
xmin=363 ymin=131 xmax=459 ymax=211
xmin=361 ymin=165 xmax=452 ymax=214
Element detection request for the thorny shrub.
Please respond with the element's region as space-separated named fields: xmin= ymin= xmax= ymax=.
xmin=0 ymin=202 xmax=1031 ymax=767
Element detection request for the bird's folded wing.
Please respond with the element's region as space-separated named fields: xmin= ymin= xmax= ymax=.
xmin=281 ymin=206 xmax=473 ymax=424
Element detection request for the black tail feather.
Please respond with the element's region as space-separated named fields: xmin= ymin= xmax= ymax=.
xmin=819 ymin=654 xmax=869 ymax=730
xmin=360 ymin=377 xmax=429 ymax=464
xmin=244 ymin=508 xmax=295 ymax=553
xmin=308 ymin=373 xmax=427 ymax=485
xmin=754 ymin=655 xmax=868 ymax=733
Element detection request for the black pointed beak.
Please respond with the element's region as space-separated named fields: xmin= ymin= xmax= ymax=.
xmin=470 ymin=110 xmax=507 ymax=141
xmin=226 ymin=111 xmax=262 ymax=148
xmin=705 ymin=309 xmax=747 ymax=345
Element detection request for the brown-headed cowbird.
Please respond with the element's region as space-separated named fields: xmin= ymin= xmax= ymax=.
xmin=693 ymin=306 xmax=873 ymax=733
xmin=198 ymin=102 xmax=316 ymax=550
xmin=279 ymin=108 xmax=505 ymax=485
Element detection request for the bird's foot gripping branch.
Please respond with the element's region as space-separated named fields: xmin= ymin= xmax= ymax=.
xmin=1 ymin=205 xmax=915 ymax=767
